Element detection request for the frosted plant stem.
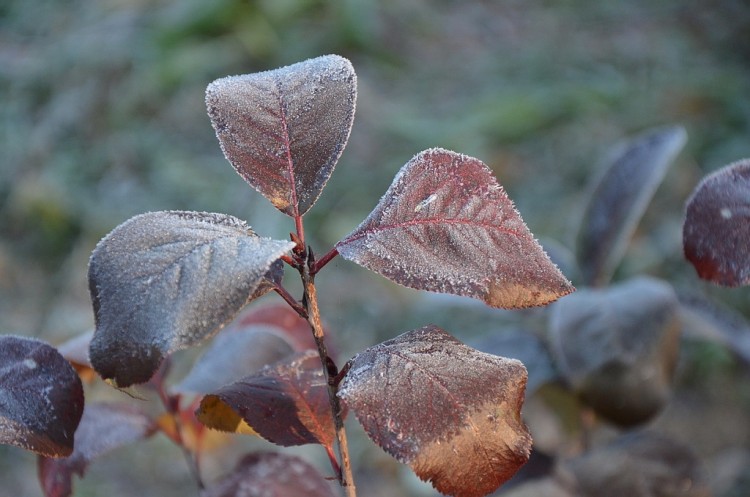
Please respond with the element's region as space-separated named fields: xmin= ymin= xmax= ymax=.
xmin=302 ymin=262 xmax=357 ymax=497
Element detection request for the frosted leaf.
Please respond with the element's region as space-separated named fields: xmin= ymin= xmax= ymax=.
xmin=683 ymin=158 xmax=750 ymax=286
xmin=88 ymin=211 xmax=295 ymax=387
xmin=38 ymin=403 xmax=155 ymax=497
xmin=576 ymin=126 xmax=687 ymax=286
xmin=203 ymin=452 xmax=337 ymax=497
xmin=206 ymin=54 xmax=357 ymax=217
xmin=336 ymin=148 xmax=574 ymax=309
xmin=196 ymin=351 xmax=335 ymax=450
xmin=0 ymin=335 xmax=84 ymax=458
xmin=338 ymin=325 xmax=531 ymax=497
xmin=549 ymin=277 xmax=680 ymax=427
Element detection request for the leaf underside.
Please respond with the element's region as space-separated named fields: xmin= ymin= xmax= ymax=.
xmin=206 ymin=54 xmax=357 ymax=217
xmin=88 ymin=210 xmax=295 ymax=387
xmin=683 ymin=158 xmax=750 ymax=286
xmin=0 ymin=336 xmax=84 ymax=458
xmin=336 ymin=148 xmax=574 ymax=309
xmin=576 ymin=125 xmax=687 ymax=286
xmin=196 ymin=351 xmax=335 ymax=450
xmin=338 ymin=325 xmax=531 ymax=497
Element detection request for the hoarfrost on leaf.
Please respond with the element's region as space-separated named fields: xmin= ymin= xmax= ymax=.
xmin=88 ymin=210 xmax=295 ymax=387
xmin=206 ymin=54 xmax=357 ymax=217
xmin=336 ymin=148 xmax=573 ymax=309
xmin=0 ymin=335 xmax=84 ymax=458
xmin=683 ymin=158 xmax=750 ymax=286
xmin=338 ymin=325 xmax=532 ymax=497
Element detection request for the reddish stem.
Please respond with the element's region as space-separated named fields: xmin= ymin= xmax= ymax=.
xmin=312 ymin=247 xmax=339 ymax=275
xmin=274 ymin=284 xmax=308 ymax=319
xmin=280 ymin=253 xmax=296 ymax=267
xmin=295 ymin=214 xmax=305 ymax=247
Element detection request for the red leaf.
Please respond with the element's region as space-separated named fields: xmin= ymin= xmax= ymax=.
xmin=683 ymin=158 xmax=750 ymax=286
xmin=576 ymin=126 xmax=686 ymax=286
xmin=88 ymin=211 xmax=295 ymax=387
xmin=38 ymin=403 xmax=155 ymax=497
xmin=196 ymin=351 xmax=335 ymax=450
xmin=206 ymin=55 xmax=356 ymax=217
xmin=336 ymin=148 xmax=573 ymax=309
xmin=203 ymin=452 xmax=337 ymax=497
xmin=338 ymin=325 xmax=531 ymax=497
xmin=174 ymin=304 xmax=321 ymax=395
xmin=0 ymin=336 xmax=84 ymax=458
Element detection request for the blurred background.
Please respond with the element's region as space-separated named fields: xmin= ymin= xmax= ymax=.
xmin=1 ymin=0 xmax=750 ymax=496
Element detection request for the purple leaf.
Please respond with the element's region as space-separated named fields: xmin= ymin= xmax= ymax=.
xmin=196 ymin=351 xmax=335 ymax=450
xmin=206 ymin=54 xmax=356 ymax=217
xmin=577 ymin=126 xmax=687 ymax=286
xmin=683 ymin=158 xmax=750 ymax=286
xmin=336 ymin=148 xmax=574 ymax=309
xmin=88 ymin=211 xmax=295 ymax=387
xmin=338 ymin=325 xmax=531 ymax=497
xmin=38 ymin=403 xmax=155 ymax=497
xmin=203 ymin=452 xmax=337 ymax=497
xmin=549 ymin=277 xmax=680 ymax=426
xmin=0 ymin=336 xmax=84 ymax=458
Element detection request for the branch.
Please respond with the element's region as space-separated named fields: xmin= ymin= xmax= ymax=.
xmin=302 ymin=254 xmax=357 ymax=497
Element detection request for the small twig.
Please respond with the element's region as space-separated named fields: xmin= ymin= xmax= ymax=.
xmin=280 ymin=253 xmax=297 ymax=267
xmin=311 ymin=247 xmax=339 ymax=275
xmin=274 ymin=283 xmax=308 ymax=318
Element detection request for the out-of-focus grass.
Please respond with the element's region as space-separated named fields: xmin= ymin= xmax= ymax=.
xmin=1 ymin=0 xmax=749 ymax=495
